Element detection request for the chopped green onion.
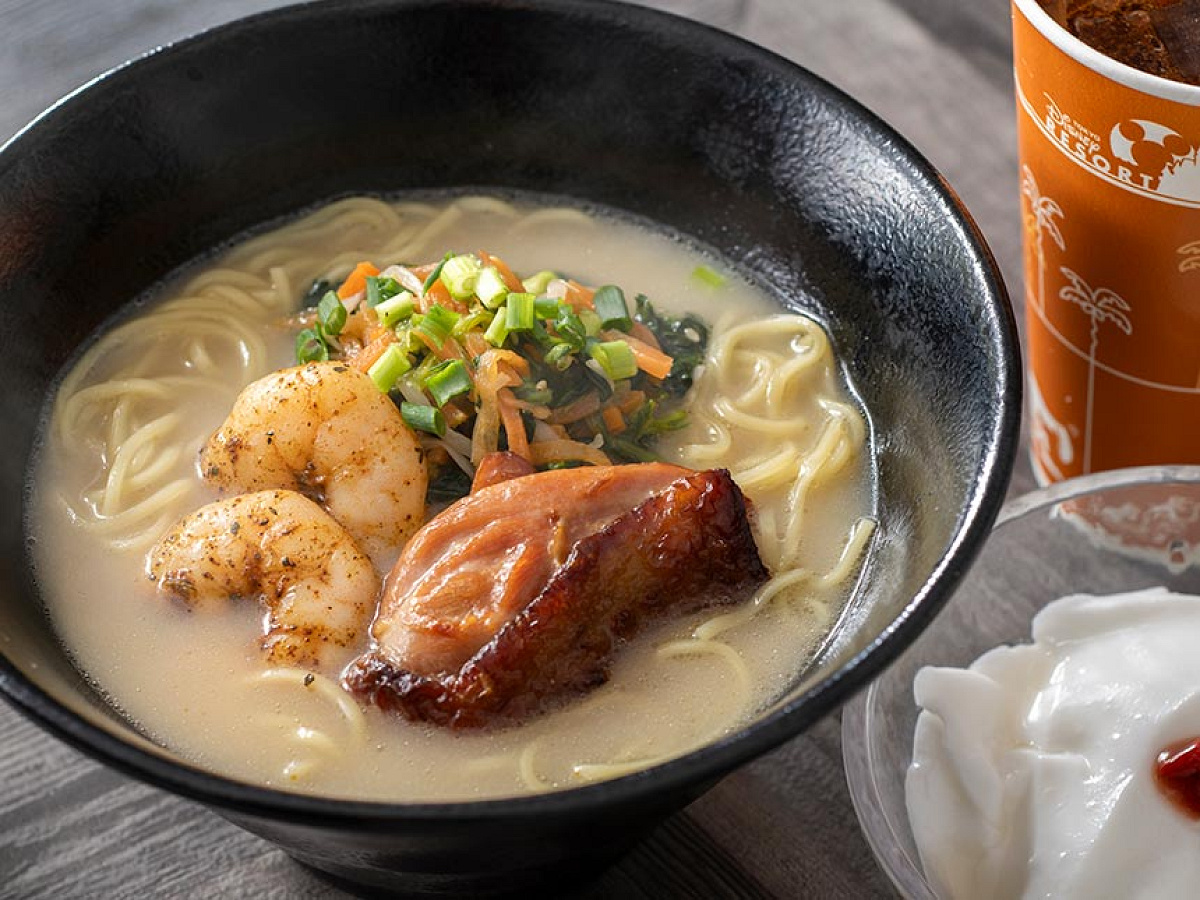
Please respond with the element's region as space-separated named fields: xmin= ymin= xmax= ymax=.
xmin=505 ymin=292 xmax=536 ymax=331
xmin=553 ymin=305 xmax=587 ymax=349
xmin=440 ymin=254 xmax=482 ymax=300
xmin=415 ymin=316 xmax=447 ymax=348
xmin=528 ymin=318 xmax=556 ymax=351
xmin=366 ymin=276 xmax=403 ymax=308
xmin=475 ymin=266 xmax=510 ymax=309
xmin=592 ymin=285 xmax=632 ymax=332
xmin=484 ymin=311 xmax=510 ymax=347
xmin=295 ymin=328 xmax=329 ymax=364
xmin=412 ymin=351 xmax=443 ymax=382
xmin=544 ymin=342 xmax=575 ymax=370
xmin=522 ymin=270 xmax=557 ymax=294
xmin=533 ymin=297 xmax=559 ymax=319
xmin=579 ymin=309 xmax=602 ymax=337
xmin=589 ymin=339 xmax=638 ymax=381
xmin=422 ymin=252 xmax=453 ymax=294
xmin=425 ymin=303 xmax=460 ymax=332
xmin=393 ymin=324 xmax=424 ymax=355
xmin=416 ymin=304 xmax=459 ymax=347
xmin=375 ymin=290 xmax=416 ymax=328
xmin=317 ymin=291 xmax=348 ymax=336
xmin=401 ymin=402 xmax=446 ymax=437
xmin=624 ymin=398 xmax=689 ymax=442
xmin=453 ymin=309 xmax=494 ymax=337
xmin=423 ymin=359 xmax=472 ymax=407
xmin=645 ymin=408 xmax=689 ymax=435
xmin=367 ymin=344 xmax=412 ymax=393
xmin=692 ymin=264 xmax=727 ymax=288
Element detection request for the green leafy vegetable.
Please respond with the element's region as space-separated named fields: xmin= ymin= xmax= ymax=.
xmin=423 ymin=359 xmax=472 ymax=407
xmin=317 ymin=291 xmax=348 ymax=337
xmin=422 ymin=252 xmax=454 ymax=294
xmin=295 ymin=328 xmax=329 ymax=364
xmin=593 ymin=285 xmax=632 ymax=332
xmin=368 ymin=344 xmax=411 ymax=393
xmin=633 ymin=294 xmax=709 ymax=397
xmin=366 ymin=275 xmax=403 ymax=308
xmin=401 ymin=401 xmax=446 ymax=436
xmin=426 ymin=462 xmax=472 ymax=503
xmin=692 ymin=264 xmax=727 ymax=288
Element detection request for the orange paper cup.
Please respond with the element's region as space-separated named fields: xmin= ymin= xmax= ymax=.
xmin=1014 ymin=0 xmax=1200 ymax=487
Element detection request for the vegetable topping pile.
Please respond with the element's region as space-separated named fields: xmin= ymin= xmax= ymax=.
xmin=290 ymin=252 xmax=710 ymax=503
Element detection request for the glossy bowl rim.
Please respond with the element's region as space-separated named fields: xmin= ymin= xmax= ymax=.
xmin=842 ymin=464 xmax=1200 ymax=898
xmin=0 ymin=0 xmax=1020 ymax=825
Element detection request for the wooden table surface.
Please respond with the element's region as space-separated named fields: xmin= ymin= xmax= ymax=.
xmin=0 ymin=0 xmax=1036 ymax=897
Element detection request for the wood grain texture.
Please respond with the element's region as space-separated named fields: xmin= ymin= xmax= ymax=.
xmin=0 ymin=0 xmax=1030 ymax=897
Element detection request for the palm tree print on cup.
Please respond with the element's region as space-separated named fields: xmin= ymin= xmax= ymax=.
xmin=1178 ymin=242 xmax=1200 ymax=389
xmin=1178 ymin=240 xmax=1200 ymax=274
xmin=1029 ymin=371 xmax=1074 ymax=484
xmin=1022 ymin=165 xmax=1065 ymax=312
xmin=1058 ymin=267 xmax=1134 ymax=474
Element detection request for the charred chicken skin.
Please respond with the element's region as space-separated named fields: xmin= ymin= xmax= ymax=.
xmin=344 ymin=459 xmax=767 ymax=728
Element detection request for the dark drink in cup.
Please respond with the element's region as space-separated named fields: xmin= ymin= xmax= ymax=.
xmin=1040 ymin=1 xmax=1200 ymax=84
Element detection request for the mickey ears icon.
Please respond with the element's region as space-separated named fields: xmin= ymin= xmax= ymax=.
xmin=1110 ymin=119 xmax=1187 ymax=166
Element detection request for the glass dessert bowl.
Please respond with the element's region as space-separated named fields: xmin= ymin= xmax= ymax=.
xmin=842 ymin=466 xmax=1200 ymax=899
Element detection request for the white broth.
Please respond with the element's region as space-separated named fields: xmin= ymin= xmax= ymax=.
xmin=31 ymin=195 xmax=874 ymax=801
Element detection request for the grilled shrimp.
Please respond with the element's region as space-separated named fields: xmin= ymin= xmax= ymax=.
xmin=200 ymin=362 xmax=426 ymax=565
xmin=148 ymin=490 xmax=378 ymax=671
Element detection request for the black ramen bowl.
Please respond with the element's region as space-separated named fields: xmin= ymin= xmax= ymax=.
xmin=0 ymin=0 xmax=1020 ymax=895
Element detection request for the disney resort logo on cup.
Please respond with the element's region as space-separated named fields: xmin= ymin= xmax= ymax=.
xmin=1029 ymin=90 xmax=1200 ymax=205
xmin=1016 ymin=80 xmax=1200 ymax=486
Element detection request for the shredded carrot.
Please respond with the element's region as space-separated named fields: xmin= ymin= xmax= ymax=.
xmin=338 ymin=261 xmax=379 ymax=299
xmin=546 ymin=393 xmax=602 ymax=425
xmin=415 ymin=329 xmax=466 ymax=362
xmin=563 ymin=280 xmax=595 ymax=311
xmin=348 ymin=308 xmax=390 ymax=346
xmin=604 ymin=329 xmax=673 ymax=380
xmin=293 ymin=250 xmax=700 ymax=484
xmin=422 ymin=280 xmax=467 ymax=314
xmin=601 ymin=405 xmax=626 ymax=435
xmin=364 ymin=318 xmax=392 ymax=344
xmin=490 ymin=348 xmax=530 ymax=377
xmin=629 ymin=320 xmax=661 ymax=351
xmin=352 ymin=331 xmax=397 ymax=373
xmin=479 ymin=251 xmax=524 ymax=292
xmin=529 ymin=439 xmax=611 ymax=468
xmin=618 ymin=389 xmax=647 ymax=416
xmin=472 ymin=350 xmax=522 ymax=464
xmin=498 ymin=389 xmax=530 ymax=460
xmin=463 ymin=331 xmax=490 ymax=359
xmin=472 ymin=392 xmax=500 ymax=465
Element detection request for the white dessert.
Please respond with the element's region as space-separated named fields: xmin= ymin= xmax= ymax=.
xmin=906 ymin=587 xmax=1200 ymax=900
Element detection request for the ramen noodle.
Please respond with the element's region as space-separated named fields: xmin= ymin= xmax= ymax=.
xmin=31 ymin=195 xmax=875 ymax=801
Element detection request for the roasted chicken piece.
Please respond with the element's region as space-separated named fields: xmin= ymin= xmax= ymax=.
xmin=470 ymin=450 xmax=536 ymax=493
xmin=343 ymin=460 xmax=767 ymax=728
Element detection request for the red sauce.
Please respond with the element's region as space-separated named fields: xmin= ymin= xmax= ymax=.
xmin=1155 ymin=737 xmax=1200 ymax=819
